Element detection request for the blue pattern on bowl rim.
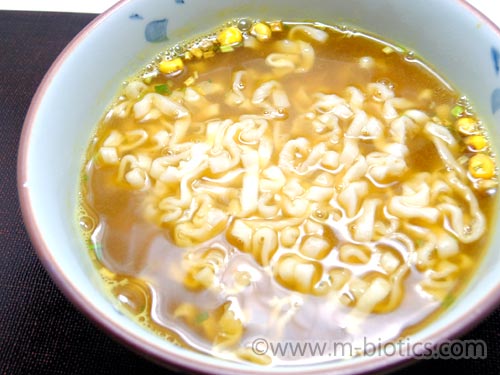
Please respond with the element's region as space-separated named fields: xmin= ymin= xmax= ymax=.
xmin=492 ymin=47 xmax=499 ymax=75
xmin=491 ymin=47 xmax=500 ymax=113
xmin=129 ymin=13 xmax=144 ymax=20
xmin=145 ymin=18 xmax=169 ymax=42
xmin=492 ymin=88 xmax=500 ymax=114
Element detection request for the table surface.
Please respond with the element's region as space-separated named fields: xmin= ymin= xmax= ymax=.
xmin=1 ymin=8 xmax=500 ymax=375
xmin=1 ymin=0 xmax=500 ymax=24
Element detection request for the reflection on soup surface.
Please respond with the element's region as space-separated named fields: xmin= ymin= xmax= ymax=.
xmin=79 ymin=20 xmax=498 ymax=364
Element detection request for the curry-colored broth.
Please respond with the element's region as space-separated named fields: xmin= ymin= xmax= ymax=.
xmin=79 ymin=21 xmax=498 ymax=364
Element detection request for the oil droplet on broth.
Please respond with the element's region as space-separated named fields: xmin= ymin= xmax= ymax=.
xmin=79 ymin=216 xmax=94 ymax=232
xmin=112 ymin=279 xmax=148 ymax=316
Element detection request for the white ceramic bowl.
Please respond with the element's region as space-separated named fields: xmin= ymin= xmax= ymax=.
xmin=18 ymin=0 xmax=500 ymax=373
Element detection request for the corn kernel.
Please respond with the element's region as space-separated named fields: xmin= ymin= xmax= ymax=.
xmin=217 ymin=27 xmax=243 ymax=46
xmin=250 ymin=22 xmax=272 ymax=42
xmin=158 ymin=57 xmax=184 ymax=74
xmin=203 ymin=50 xmax=215 ymax=59
xmin=465 ymin=135 xmax=488 ymax=151
xmin=189 ymin=48 xmax=203 ymax=59
xmin=269 ymin=20 xmax=284 ymax=32
xmin=184 ymin=76 xmax=196 ymax=87
xmin=456 ymin=117 xmax=479 ymax=135
xmin=469 ymin=153 xmax=496 ymax=179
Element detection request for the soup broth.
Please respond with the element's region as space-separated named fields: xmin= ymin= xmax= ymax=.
xmin=79 ymin=20 xmax=498 ymax=364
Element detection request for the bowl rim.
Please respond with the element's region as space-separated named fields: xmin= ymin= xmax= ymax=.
xmin=17 ymin=0 xmax=500 ymax=373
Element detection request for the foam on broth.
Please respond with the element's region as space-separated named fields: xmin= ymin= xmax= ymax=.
xmin=79 ymin=20 xmax=498 ymax=364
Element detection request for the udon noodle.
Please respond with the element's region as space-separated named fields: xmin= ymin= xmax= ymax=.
xmin=80 ymin=20 xmax=498 ymax=364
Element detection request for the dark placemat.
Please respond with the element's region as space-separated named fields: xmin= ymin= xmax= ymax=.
xmin=0 ymin=10 xmax=499 ymax=375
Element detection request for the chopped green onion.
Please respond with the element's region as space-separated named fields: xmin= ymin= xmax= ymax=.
xmin=441 ymin=294 xmax=455 ymax=308
xmin=220 ymin=45 xmax=235 ymax=53
xmin=88 ymin=242 xmax=101 ymax=251
xmin=82 ymin=174 xmax=88 ymax=183
xmin=451 ymin=105 xmax=464 ymax=117
xmin=155 ymin=84 xmax=171 ymax=95
xmin=396 ymin=44 xmax=407 ymax=52
xmin=88 ymin=242 xmax=103 ymax=259
xmin=195 ymin=311 xmax=209 ymax=324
